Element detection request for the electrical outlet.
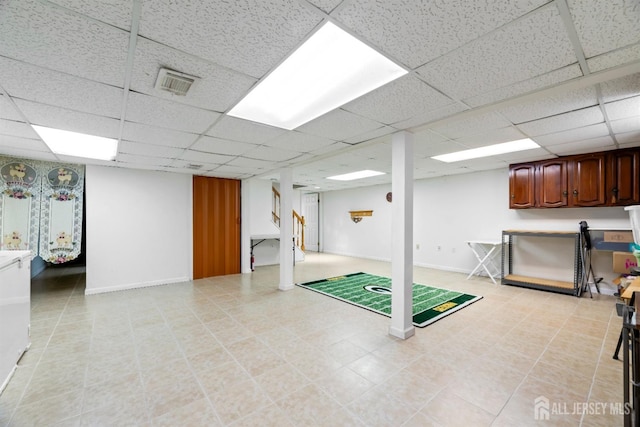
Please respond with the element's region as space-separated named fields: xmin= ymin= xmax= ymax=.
xmin=416 ymin=244 xmax=420 ymax=250
xmin=437 ymin=245 xmax=441 ymax=251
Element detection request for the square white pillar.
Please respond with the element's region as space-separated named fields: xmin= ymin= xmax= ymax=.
xmin=389 ymin=131 xmax=415 ymax=339
xmin=279 ymin=169 xmax=294 ymax=291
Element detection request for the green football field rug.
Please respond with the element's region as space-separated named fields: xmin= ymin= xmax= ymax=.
xmin=297 ymin=272 xmax=482 ymax=327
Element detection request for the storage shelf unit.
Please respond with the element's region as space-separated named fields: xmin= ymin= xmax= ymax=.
xmin=501 ymin=230 xmax=583 ymax=296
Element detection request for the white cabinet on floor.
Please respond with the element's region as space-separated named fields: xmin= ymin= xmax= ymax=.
xmin=0 ymin=250 xmax=31 ymax=394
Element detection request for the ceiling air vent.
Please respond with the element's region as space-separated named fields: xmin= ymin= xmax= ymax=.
xmin=155 ymin=68 xmax=198 ymax=96
xmin=186 ymin=164 xmax=203 ymax=170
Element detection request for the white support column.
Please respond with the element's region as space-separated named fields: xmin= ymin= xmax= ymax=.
xmin=240 ymin=179 xmax=251 ymax=274
xmin=389 ymin=131 xmax=415 ymax=340
xmin=279 ymin=169 xmax=294 ymax=290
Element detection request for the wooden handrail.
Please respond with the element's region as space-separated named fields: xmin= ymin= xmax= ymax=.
xmin=293 ymin=210 xmax=305 ymax=251
xmin=272 ymin=186 xmax=305 ymax=251
xmin=272 ymin=187 xmax=281 ymax=227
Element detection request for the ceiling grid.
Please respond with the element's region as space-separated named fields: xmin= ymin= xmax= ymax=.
xmin=0 ymin=0 xmax=637 ymax=190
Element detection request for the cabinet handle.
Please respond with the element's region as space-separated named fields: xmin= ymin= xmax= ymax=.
xmin=612 ymin=188 xmax=619 ymax=194
xmin=511 ymin=194 xmax=515 ymax=199
xmin=562 ymin=191 xmax=568 ymax=196
xmin=573 ymin=190 xmax=578 ymax=196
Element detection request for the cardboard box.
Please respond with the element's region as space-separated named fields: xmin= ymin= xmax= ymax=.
xmin=613 ymin=251 xmax=639 ymax=274
xmin=604 ymin=231 xmax=635 ymax=243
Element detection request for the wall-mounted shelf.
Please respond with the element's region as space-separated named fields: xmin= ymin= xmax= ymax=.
xmin=501 ymin=230 xmax=583 ymax=296
xmin=349 ymin=210 xmax=373 ymax=223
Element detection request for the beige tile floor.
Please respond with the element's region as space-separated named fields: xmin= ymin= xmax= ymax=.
xmin=0 ymin=252 xmax=625 ymax=426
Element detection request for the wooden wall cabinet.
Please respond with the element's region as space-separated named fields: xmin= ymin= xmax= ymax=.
xmin=537 ymin=159 xmax=568 ymax=208
xmin=509 ymin=147 xmax=639 ymax=209
xmin=607 ymin=149 xmax=640 ymax=206
xmin=569 ymin=153 xmax=606 ymax=207
xmin=509 ymin=164 xmax=535 ymax=208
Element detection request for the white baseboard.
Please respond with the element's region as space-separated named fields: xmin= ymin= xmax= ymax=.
xmin=85 ymin=276 xmax=189 ymax=295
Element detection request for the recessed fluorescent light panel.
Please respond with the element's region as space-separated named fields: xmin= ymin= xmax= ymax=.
xmin=228 ymin=22 xmax=408 ymax=130
xmin=327 ymin=170 xmax=385 ymax=181
xmin=32 ymin=125 xmax=118 ymax=161
xmin=431 ymin=138 xmax=540 ymax=163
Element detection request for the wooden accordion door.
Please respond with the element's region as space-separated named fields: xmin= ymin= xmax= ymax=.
xmin=193 ymin=176 xmax=241 ymax=279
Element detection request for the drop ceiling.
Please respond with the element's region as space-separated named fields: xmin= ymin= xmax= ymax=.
xmin=0 ymin=0 xmax=639 ymax=192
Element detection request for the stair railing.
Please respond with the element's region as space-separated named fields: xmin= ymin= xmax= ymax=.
xmin=272 ymin=186 xmax=305 ymax=251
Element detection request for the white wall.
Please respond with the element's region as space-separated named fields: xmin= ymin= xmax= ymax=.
xmin=322 ymin=168 xmax=632 ymax=287
xmin=85 ymin=165 xmax=191 ymax=295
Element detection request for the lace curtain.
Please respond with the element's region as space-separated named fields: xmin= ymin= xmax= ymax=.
xmin=0 ymin=156 xmax=84 ymax=264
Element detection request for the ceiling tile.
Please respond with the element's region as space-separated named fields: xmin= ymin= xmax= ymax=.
xmin=0 ymin=57 xmax=122 ymax=118
xmin=499 ymin=87 xmax=598 ymax=123
xmin=139 ymin=0 xmax=321 ymax=78
xmin=0 ymin=95 xmax=22 ymax=121
xmin=342 ymin=75 xmax=455 ymax=125
xmin=165 ymin=160 xmax=217 ymax=172
xmin=117 ymin=153 xmax=174 ymax=167
xmin=47 ymin=0 xmax=133 ymax=30
xmin=587 ymin=43 xmax=640 ymax=72
xmin=306 ymin=142 xmax=350 ymax=156
xmin=226 ymin=156 xmax=274 ymax=170
xmin=604 ymin=95 xmax=640 ymax=121
xmin=0 ymin=134 xmax=49 ymax=152
xmin=0 ymin=143 xmax=57 ymax=161
xmin=0 ymin=119 xmax=40 ymax=139
xmin=265 ymin=132 xmax=337 ymax=153
xmin=413 ymin=140 xmax=469 ymax=158
xmin=177 ymin=150 xmax=233 ymax=165
xmin=453 ymin=127 xmax=527 ymax=148
xmin=118 ymin=140 xmax=184 ymax=158
xmin=306 ymin=0 xmax=342 ymax=13
xmin=297 ymin=109 xmax=384 ymax=141
xmin=616 ymin=130 xmax=640 ymax=145
xmin=600 ymin=73 xmax=640 ymax=103
xmin=463 ymin=65 xmax=583 ymax=108
xmin=0 ymin=0 xmax=129 ymax=86
xmin=532 ymin=123 xmax=610 ymax=146
xmin=619 ymin=140 xmax=640 ymax=149
xmin=130 ymin=37 xmax=257 ymax=112
xmin=334 ymin=0 xmax=548 ymax=68
xmin=460 ymin=157 xmax=510 ymax=172
xmin=546 ymin=135 xmax=615 ymax=155
xmin=341 ymin=126 xmax=395 ymax=146
xmin=416 ymin=5 xmax=576 ymax=100
xmin=122 ymin=122 xmax=198 ymax=148
xmin=206 ymin=165 xmax=255 ymax=178
xmin=428 ymin=112 xmax=514 ymax=140
xmin=568 ymin=0 xmax=640 ymax=58
xmin=395 ymin=103 xmax=468 ymax=130
xmin=242 ymin=146 xmax=304 ymax=162
xmin=495 ymin=147 xmax=549 ymax=162
xmin=516 ymin=106 xmax=604 ymax=137
xmin=191 ymin=136 xmax=258 ymax=156
xmin=14 ymin=99 xmax=121 ymax=138
xmin=610 ymin=116 xmax=640 ymax=134
xmin=125 ymin=92 xmax=220 ymax=133
xmin=207 ymin=116 xmax=286 ymax=145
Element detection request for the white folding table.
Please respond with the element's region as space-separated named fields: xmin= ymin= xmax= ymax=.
xmin=466 ymin=240 xmax=502 ymax=284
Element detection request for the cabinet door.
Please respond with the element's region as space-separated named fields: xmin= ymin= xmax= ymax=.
xmin=536 ymin=160 xmax=568 ymax=208
xmin=509 ymin=164 xmax=535 ymax=208
xmin=570 ymin=154 xmax=606 ymax=207
xmin=608 ymin=150 xmax=639 ymax=205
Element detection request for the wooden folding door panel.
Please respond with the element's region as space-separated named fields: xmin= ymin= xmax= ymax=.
xmin=193 ymin=176 xmax=240 ymax=279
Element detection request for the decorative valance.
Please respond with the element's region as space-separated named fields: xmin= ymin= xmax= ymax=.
xmin=0 ymin=156 xmax=84 ymax=264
